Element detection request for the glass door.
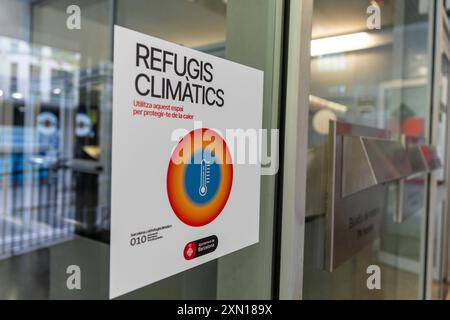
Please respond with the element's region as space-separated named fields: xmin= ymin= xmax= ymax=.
xmin=427 ymin=1 xmax=450 ymax=300
xmin=303 ymin=0 xmax=435 ymax=299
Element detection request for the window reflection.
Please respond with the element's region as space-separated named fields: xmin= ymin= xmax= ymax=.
xmin=0 ymin=0 xmax=242 ymax=300
xmin=305 ymin=0 xmax=432 ymax=299
xmin=0 ymin=36 xmax=80 ymax=258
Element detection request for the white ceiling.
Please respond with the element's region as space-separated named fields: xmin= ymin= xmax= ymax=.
xmin=116 ymin=0 xmax=226 ymax=48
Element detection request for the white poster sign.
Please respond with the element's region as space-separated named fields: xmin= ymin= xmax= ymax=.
xmin=110 ymin=26 xmax=263 ymax=298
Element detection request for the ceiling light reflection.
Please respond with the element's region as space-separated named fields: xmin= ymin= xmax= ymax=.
xmin=311 ymin=32 xmax=392 ymax=57
xmin=309 ymin=95 xmax=348 ymax=113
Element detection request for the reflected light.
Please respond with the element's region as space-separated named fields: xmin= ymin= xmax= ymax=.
xmin=52 ymin=88 xmax=61 ymax=95
xmin=29 ymin=156 xmax=45 ymax=165
xmin=12 ymin=92 xmax=23 ymax=99
xmin=309 ymin=95 xmax=348 ymax=113
xmin=311 ymin=32 xmax=392 ymax=57
xmin=0 ymin=89 xmax=3 ymax=97
xmin=83 ymin=145 xmax=101 ymax=160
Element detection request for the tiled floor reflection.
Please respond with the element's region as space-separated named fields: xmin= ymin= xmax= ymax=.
xmin=0 ymin=248 xmax=49 ymax=299
xmin=0 ymin=236 xmax=447 ymax=300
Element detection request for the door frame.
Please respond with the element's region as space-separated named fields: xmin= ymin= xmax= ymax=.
xmin=278 ymin=0 xmax=449 ymax=301
xmin=277 ymin=0 xmax=313 ymax=300
xmin=425 ymin=0 xmax=450 ymax=300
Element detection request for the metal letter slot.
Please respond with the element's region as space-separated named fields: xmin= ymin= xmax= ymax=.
xmin=341 ymin=136 xmax=413 ymax=197
xmin=325 ymin=120 xmax=441 ymax=271
xmin=406 ymin=144 xmax=428 ymax=173
xmin=419 ymin=144 xmax=442 ymax=171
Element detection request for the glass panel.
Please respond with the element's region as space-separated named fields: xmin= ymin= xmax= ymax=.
xmin=0 ymin=0 xmax=281 ymax=299
xmin=435 ymin=53 xmax=449 ymax=182
xmin=305 ymin=0 xmax=432 ymax=299
xmin=431 ymin=200 xmax=446 ymax=299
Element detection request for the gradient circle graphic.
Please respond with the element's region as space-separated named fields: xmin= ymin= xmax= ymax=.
xmin=167 ymin=128 xmax=233 ymax=227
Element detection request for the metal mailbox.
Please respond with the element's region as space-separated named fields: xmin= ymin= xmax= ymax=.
xmin=325 ymin=120 xmax=441 ymax=272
